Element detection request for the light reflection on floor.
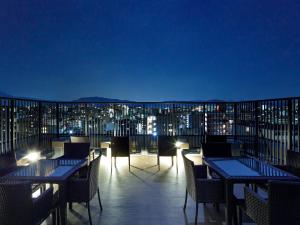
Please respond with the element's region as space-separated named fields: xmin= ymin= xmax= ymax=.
xmin=43 ymin=153 xmax=255 ymax=225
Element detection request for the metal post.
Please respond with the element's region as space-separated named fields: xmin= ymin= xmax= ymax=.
xmin=113 ymin=104 xmax=116 ymax=137
xmin=10 ymin=99 xmax=15 ymax=157
xmin=234 ymin=102 xmax=237 ymax=141
xmin=38 ymin=101 xmax=42 ymax=147
xmin=85 ymin=103 xmax=88 ymax=136
xmin=6 ymin=101 xmax=10 ymax=154
xmin=143 ymin=104 xmax=146 ymax=151
xmin=203 ymin=103 xmax=206 ymax=143
xmin=254 ymin=101 xmax=259 ymax=158
xmin=56 ymin=103 xmax=60 ymax=138
xmin=287 ymin=99 xmax=293 ymax=151
xmin=172 ymin=103 xmax=175 ymax=137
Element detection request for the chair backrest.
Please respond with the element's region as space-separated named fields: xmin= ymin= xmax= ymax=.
xmin=111 ymin=136 xmax=130 ymax=157
xmin=268 ymin=181 xmax=300 ymax=225
xmin=0 ymin=154 xmax=17 ymax=176
xmin=88 ymin=155 xmax=101 ymax=199
xmin=0 ymin=180 xmax=32 ymax=225
xmin=63 ymin=143 xmax=90 ymax=159
xmin=202 ymin=143 xmax=232 ymax=158
xmin=206 ymin=135 xmax=227 ymax=143
xmin=158 ymin=136 xmax=177 ymax=156
xmin=181 ymin=151 xmax=197 ymax=201
xmin=286 ymin=151 xmax=300 ymax=168
xmin=70 ymin=136 xmax=90 ymax=143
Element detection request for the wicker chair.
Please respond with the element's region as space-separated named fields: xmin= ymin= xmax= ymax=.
xmin=57 ymin=142 xmax=92 ymax=178
xmin=70 ymin=136 xmax=90 ymax=143
xmin=201 ymin=142 xmax=232 ymax=158
xmin=275 ymin=151 xmax=300 ymax=177
xmin=67 ymin=155 xmax=102 ymax=225
xmin=0 ymin=154 xmax=45 ymax=192
xmin=206 ymin=135 xmax=227 ymax=143
xmin=157 ymin=136 xmax=177 ymax=171
xmin=60 ymin=142 xmax=91 ymax=159
xmin=239 ymin=180 xmax=300 ymax=225
xmin=111 ymin=136 xmax=130 ymax=172
xmin=0 ymin=180 xmax=57 ymax=225
xmin=70 ymin=136 xmax=98 ymax=159
xmin=0 ymin=153 xmax=18 ymax=177
xmin=202 ymin=142 xmax=232 ymax=180
xmin=182 ymin=151 xmax=225 ymax=225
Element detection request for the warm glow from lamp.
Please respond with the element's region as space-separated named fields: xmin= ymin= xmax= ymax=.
xmin=26 ymin=151 xmax=40 ymax=162
xmin=175 ymin=141 xmax=183 ymax=148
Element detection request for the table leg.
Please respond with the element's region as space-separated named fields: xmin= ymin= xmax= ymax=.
xmin=59 ymin=182 xmax=67 ymax=225
xmin=225 ymin=180 xmax=234 ymax=225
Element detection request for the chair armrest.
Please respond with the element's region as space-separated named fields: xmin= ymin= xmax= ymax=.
xmin=89 ymin=149 xmax=96 ymax=160
xmin=33 ymin=187 xmax=54 ymax=223
xmin=194 ymin=165 xmax=208 ymax=179
xmin=55 ymin=155 xmax=64 ymax=160
xmin=196 ymin=178 xmax=224 ymax=202
xmin=69 ymin=177 xmax=88 ymax=184
xmin=208 ymin=167 xmax=221 ymax=179
xmin=72 ymin=165 xmax=89 ymax=178
xmin=32 ymin=183 xmax=46 ymax=193
xmin=244 ymin=187 xmax=268 ymax=225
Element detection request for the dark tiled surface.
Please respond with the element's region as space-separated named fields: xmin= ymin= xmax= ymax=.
xmin=43 ymin=154 xmax=254 ymax=225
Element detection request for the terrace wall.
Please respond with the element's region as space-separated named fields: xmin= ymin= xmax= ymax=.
xmin=1 ymin=97 xmax=299 ymax=164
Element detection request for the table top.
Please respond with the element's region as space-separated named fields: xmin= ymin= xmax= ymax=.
xmin=204 ymin=157 xmax=300 ymax=182
xmin=4 ymin=159 xmax=86 ymax=183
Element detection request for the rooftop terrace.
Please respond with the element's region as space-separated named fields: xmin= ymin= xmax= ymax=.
xmin=1 ymin=96 xmax=300 ymax=225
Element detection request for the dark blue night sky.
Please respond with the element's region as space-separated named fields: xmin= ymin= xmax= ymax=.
xmin=0 ymin=0 xmax=300 ymax=101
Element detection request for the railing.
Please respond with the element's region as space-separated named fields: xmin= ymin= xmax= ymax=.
xmin=57 ymin=101 xmax=234 ymax=153
xmin=235 ymin=98 xmax=297 ymax=164
xmin=0 ymin=96 xmax=299 ymax=164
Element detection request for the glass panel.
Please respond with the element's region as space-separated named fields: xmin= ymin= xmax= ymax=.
xmin=212 ymin=158 xmax=292 ymax=177
xmin=48 ymin=166 xmax=74 ymax=177
xmin=213 ymin=160 xmax=261 ymax=176
xmin=8 ymin=159 xmax=82 ymax=177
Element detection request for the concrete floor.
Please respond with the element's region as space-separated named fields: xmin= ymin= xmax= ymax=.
xmin=44 ymin=154 xmax=254 ymax=225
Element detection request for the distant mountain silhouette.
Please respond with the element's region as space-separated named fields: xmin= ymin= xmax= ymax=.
xmin=0 ymin=91 xmax=11 ymax=97
xmin=206 ymin=99 xmax=226 ymax=102
xmin=74 ymin=96 xmax=132 ymax=103
xmin=74 ymin=97 xmax=227 ymax=103
xmin=0 ymin=93 xmax=228 ymax=103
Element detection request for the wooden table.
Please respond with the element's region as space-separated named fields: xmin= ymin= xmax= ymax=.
xmin=204 ymin=157 xmax=300 ymax=225
xmin=5 ymin=159 xmax=87 ymax=225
